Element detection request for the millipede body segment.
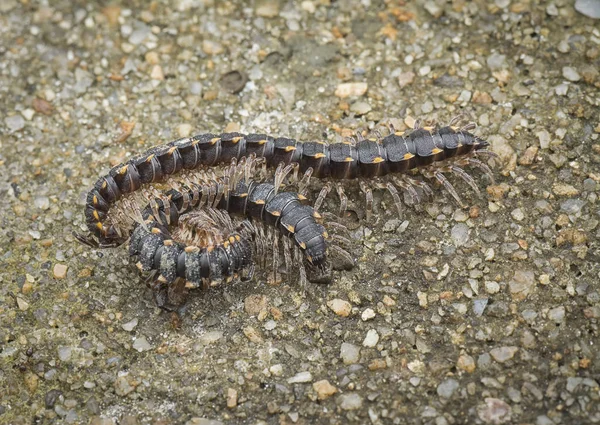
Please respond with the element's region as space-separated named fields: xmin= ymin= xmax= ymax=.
xmin=81 ymin=124 xmax=491 ymax=248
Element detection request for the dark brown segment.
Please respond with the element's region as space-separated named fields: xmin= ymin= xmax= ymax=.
xmin=245 ymin=133 xmax=274 ymax=159
xmin=357 ymin=138 xmax=386 ymax=178
xmin=328 ymin=142 xmax=358 ymax=179
xmin=269 ymin=137 xmax=302 ymax=167
xmin=219 ymin=132 xmax=246 ymax=163
xmin=300 ymin=141 xmax=330 ymax=177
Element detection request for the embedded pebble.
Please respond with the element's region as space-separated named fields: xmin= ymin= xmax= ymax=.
xmin=287 ymin=371 xmax=312 ymax=384
xmin=53 ymin=264 xmax=68 ymax=279
xmin=437 ymin=379 xmax=459 ymax=398
xmin=334 ymin=82 xmax=368 ymax=98
xmin=548 ymin=306 xmax=565 ymax=323
xmin=361 ymin=308 xmax=376 ymax=321
xmin=132 ymin=336 xmax=152 ymax=352
xmin=562 ymin=67 xmax=581 ymax=82
xmin=575 ymin=0 xmax=600 ymax=19
xmin=337 ymin=393 xmax=363 ymax=410
xmin=478 ymin=398 xmax=512 ymax=424
xmin=490 ymin=346 xmax=518 ymax=363
xmin=509 ymin=270 xmax=535 ymax=301
xmin=340 ymin=342 xmax=361 ymax=364
xmin=451 ymin=223 xmax=469 ymax=246
xmin=121 ymin=318 xmax=138 ymax=332
xmin=313 ymin=380 xmax=337 ymax=400
xmin=362 ymin=329 xmax=379 ymax=348
xmin=327 ymin=299 xmax=352 ymax=317
xmin=457 ymin=354 xmax=476 ymax=373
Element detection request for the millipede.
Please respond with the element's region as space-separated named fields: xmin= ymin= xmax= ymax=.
xmin=78 ymin=117 xmax=496 ymax=249
xmin=76 ymin=116 xmax=497 ymax=311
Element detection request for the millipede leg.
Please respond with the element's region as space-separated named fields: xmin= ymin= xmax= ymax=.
xmin=406 ymin=176 xmax=433 ymax=200
xmin=336 ymin=183 xmax=347 ymax=216
xmin=359 ymin=180 xmax=373 ymax=221
xmin=394 ymin=177 xmax=420 ymax=205
xmin=271 ymin=235 xmax=280 ymax=284
xmin=298 ymin=167 xmax=313 ymax=196
xmin=291 ymin=162 xmax=300 ymax=182
xmin=473 ymin=150 xmax=500 ymax=161
xmin=448 ymin=114 xmax=465 ymax=127
xmin=466 ymin=157 xmax=496 ymax=184
xmin=274 ymin=163 xmax=294 ymax=194
xmin=413 ymin=119 xmax=422 ymax=130
xmin=460 ymin=122 xmax=477 ymax=132
xmin=283 ymin=238 xmax=292 ymax=278
xmin=449 ymin=165 xmax=481 ymax=196
xmin=385 ymin=182 xmax=403 ymax=217
xmin=330 ymin=244 xmax=355 ymax=268
xmin=434 ymin=171 xmax=466 ymax=208
xmin=314 ymin=183 xmax=332 ymax=213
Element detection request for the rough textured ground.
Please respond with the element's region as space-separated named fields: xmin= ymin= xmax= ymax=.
xmin=1 ymin=0 xmax=599 ymax=424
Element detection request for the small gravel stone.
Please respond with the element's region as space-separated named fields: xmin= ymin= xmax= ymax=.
xmin=121 ymin=318 xmax=138 ymax=332
xmin=511 ymin=208 xmax=525 ymax=221
xmin=58 ymin=346 xmax=72 ymax=361
xmin=398 ymin=71 xmax=415 ymax=88
xmin=350 ymin=101 xmax=371 ymax=116
xmin=177 ymin=123 xmax=192 ymax=138
xmin=6 ymin=114 xmax=25 ymax=132
xmin=334 ymin=82 xmax=368 ymax=98
xmin=53 ymin=264 xmax=68 ymax=279
xmin=340 ymin=342 xmax=361 ymax=364
xmin=487 ymin=53 xmax=507 ymax=71
xmin=287 ymin=371 xmax=312 ymax=384
xmin=362 ymin=329 xmax=379 ymax=347
xmin=490 ymin=346 xmax=518 ymax=363
xmin=226 ymin=388 xmax=237 ymax=409
xmin=457 ymin=354 xmax=476 ymax=373
xmin=45 ymin=389 xmax=62 ymax=408
xmin=132 ymin=336 xmax=152 ymax=352
xmin=437 ymin=379 xmax=459 ymax=398
xmin=361 ymin=308 xmax=376 ymax=321
xmin=547 ymin=306 xmax=565 ymax=323
xmin=199 ymin=331 xmax=223 ymax=345
xmin=255 ymin=0 xmax=280 ymax=17
xmin=552 ymin=183 xmax=579 ymax=197
xmin=478 ymin=398 xmax=512 ymax=424
xmin=451 ymin=223 xmax=469 ymax=246
xmin=337 ymin=393 xmax=363 ymax=410
xmin=114 ymin=376 xmax=135 ymax=396
xmin=327 ymin=299 xmax=352 ymax=317
xmin=575 ymin=0 xmax=600 ymax=19
xmin=509 ymin=270 xmax=535 ymax=301
xmin=562 ymin=66 xmax=581 ymax=82
xmin=313 ymin=380 xmax=337 ymax=400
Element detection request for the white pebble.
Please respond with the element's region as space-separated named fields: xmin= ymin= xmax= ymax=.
xmin=362 ymin=329 xmax=379 ymax=348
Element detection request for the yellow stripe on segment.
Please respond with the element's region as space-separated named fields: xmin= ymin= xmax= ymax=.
xmin=431 ymin=148 xmax=443 ymax=155
xmin=313 ymin=153 xmax=326 ymax=159
xmin=185 ymin=246 xmax=199 ymax=253
xmin=271 ymin=210 xmax=281 ymax=216
xmin=168 ymin=146 xmax=177 ymax=154
xmin=344 ymin=157 xmax=355 ymax=162
xmin=284 ymin=224 xmax=295 ymax=233
xmin=231 ymin=137 xmax=242 ymax=143
xmin=93 ymin=210 xmax=100 ymax=220
xmin=119 ymin=165 xmax=128 ymax=174
xmin=164 ymin=239 xmax=174 ymax=246
xmin=372 ymin=156 xmax=385 ymax=163
xmin=257 ymin=139 xmax=267 ymax=145
xmin=146 ymin=154 xmax=155 ymax=162
xmin=284 ymin=146 xmax=297 ymax=152
xmin=151 ymin=228 xmax=161 ymax=234
xmin=254 ymin=199 xmax=265 ymax=205
xmin=210 ymin=138 xmax=220 ymax=144
xmin=403 ymin=153 xmax=415 ymax=160
xmin=96 ymin=222 xmax=103 ymax=231
xmin=299 ymin=242 xmax=307 ymax=249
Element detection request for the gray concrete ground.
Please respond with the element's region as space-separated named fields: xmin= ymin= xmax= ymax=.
xmin=0 ymin=0 xmax=599 ymax=424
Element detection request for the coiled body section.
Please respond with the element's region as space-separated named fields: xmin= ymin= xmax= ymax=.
xmin=82 ymin=125 xmax=489 ymax=247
